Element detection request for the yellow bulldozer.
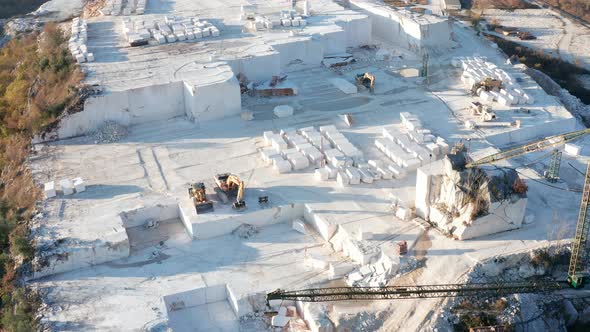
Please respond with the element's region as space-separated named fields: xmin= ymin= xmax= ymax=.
xmin=355 ymin=72 xmax=375 ymax=93
xmin=214 ymin=173 xmax=246 ymax=210
xmin=188 ymin=182 xmax=214 ymax=214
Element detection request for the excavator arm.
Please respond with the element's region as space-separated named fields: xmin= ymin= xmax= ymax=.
xmin=225 ymin=175 xmax=246 ymax=210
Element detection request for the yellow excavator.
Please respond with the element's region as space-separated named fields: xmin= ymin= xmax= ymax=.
xmin=355 ymin=72 xmax=375 ymax=93
xmin=188 ymin=182 xmax=214 ymax=214
xmin=470 ymin=77 xmax=503 ymax=96
xmin=214 ymin=173 xmax=246 ymax=210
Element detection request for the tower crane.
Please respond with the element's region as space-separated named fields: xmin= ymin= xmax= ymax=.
xmin=268 ymin=128 xmax=590 ymax=303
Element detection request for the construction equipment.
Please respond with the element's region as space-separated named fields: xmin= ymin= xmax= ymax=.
xmin=188 ymin=182 xmax=214 ymax=214
xmin=568 ymin=162 xmax=590 ymax=288
xmin=465 ymin=128 xmax=590 ymax=168
xmin=214 ymin=173 xmax=246 ymax=210
xmin=267 ymin=128 xmax=590 ymax=304
xmin=267 ymin=280 xmax=566 ymax=303
xmin=545 ymin=149 xmax=562 ymax=182
xmin=469 ymin=102 xmax=496 ymax=122
xmin=471 ymin=77 xmax=502 ymax=96
xmin=355 ymin=72 xmax=375 ymax=93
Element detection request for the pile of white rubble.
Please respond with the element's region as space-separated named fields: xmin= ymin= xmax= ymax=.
xmin=101 ymin=0 xmax=146 ymax=16
xmin=123 ymin=16 xmax=220 ymax=46
xmin=345 ymin=251 xmax=400 ymax=287
xmin=69 ymin=18 xmax=94 ymax=63
xmin=453 ymin=56 xmax=534 ymax=106
xmin=375 ymin=112 xmax=449 ymax=177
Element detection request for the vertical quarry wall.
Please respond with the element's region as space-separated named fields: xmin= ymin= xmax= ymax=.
xmin=350 ymin=0 xmax=452 ymax=51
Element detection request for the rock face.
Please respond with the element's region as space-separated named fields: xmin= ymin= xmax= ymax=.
xmin=563 ymin=300 xmax=578 ymax=327
xmin=426 ymin=154 xmax=527 ymax=239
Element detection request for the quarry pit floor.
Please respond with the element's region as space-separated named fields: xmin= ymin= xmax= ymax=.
xmin=29 ymin=63 xmax=588 ymax=331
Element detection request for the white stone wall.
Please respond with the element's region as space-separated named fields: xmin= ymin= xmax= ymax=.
xmin=29 ymin=222 xmax=130 ymax=280
xmin=55 ymin=81 xmax=185 ymax=139
xmin=270 ymin=38 xmax=324 ymax=69
xmin=183 ymin=76 xmax=242 ymax=123
xmin=350 ymin=0 xmax=451 ymax=51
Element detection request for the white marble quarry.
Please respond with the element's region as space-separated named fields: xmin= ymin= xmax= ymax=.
xmin=415 ymin=158 xmax=527 ymax=240
xmin=350 ymin=0 xmax=452 ymax=51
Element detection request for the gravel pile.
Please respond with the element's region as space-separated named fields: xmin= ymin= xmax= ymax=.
xmin=93 ymin=121 xmax=128 ymax=144
xmin=232 ymin=224 xmax=259 ymax=239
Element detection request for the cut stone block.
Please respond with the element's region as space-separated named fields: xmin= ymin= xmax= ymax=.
xmin=73 ymin=177 xmax=86 ymax=193
xmin=274 ymin=105 xmax=294 ymax=118
xmin=274 ymin=159 xmax=292 ymax=174
xmin=337 ymin=172 xmax=349 ymax=187
xmin=345 ymin=168 xmax=361 ymax=185
xmin=272 ymin=315 xmax=290 ymax=327
xmin=329 ymin=78 xmax=357 ymax=94
xmin=44 ymin=181 xmax=56 ymax=198
xmin=289 ymin=155 xmax=310 ymax=170
xmin=292 ymin=219 xmax=306 ymax=234
xmin=60 ymin=179 xmax=74 ymax=195
xmin=358 ymin=168 xmax=374 ymax=184
xmin=376 ymin=167 xmax=393 ymax=180
xmin=324 ymin=165 xmax=337 ymax=179
xmin=314 ymin=168 xmax=329 ymax=181
xmin=565 ymin=143 xmax=581 ymax=156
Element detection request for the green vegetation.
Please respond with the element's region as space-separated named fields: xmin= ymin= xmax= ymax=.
xmin=486 ymin=34 xmax=590 ymax=104
xmin=0 ymin=23 xmax=83 ymax=331
xmin=0 ymin=0 xmax=48 ymax=19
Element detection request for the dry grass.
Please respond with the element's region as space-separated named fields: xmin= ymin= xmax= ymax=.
xmin=0 ymin=23 xmax=83 ymax=331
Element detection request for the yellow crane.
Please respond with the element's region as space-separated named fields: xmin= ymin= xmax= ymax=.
xmin=466 ymin=128 xmax=590 ymax=168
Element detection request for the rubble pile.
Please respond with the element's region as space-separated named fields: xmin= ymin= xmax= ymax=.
xmin=345 ymin=251 xmax=399 ymax=287
xmin=93 ymin=121 xmax=128 ymax=143
xmin=232 ymin=224 xmax=259 ymax=239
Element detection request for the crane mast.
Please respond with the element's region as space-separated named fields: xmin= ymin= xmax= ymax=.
xmin=568 ymin=162 xmax=590 ymax=288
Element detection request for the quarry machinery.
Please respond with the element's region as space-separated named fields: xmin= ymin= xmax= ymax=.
xmin=214 ymin=173 xmax=246 ymax=210
xmin=355 ymin=72 xmax=375 ymax=93
xmin=470 ymin=77 xmax=502 ymax=96
xmin=267 ymin=281 xmax=566 ymax=303
xmin=267 ymin=128 xmax=590 ymax=304
xmin=469 ymin=102 xmax=496 ymax=122
xmin=466 ymin=128 xmax=590 ymax=288
xmin=465 ymin=128 xmax=590 ymax=169
xmin=188 ymin=182 xmax=214 ymax=213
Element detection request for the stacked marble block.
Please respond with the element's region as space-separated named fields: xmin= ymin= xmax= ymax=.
xmin=101 ymin=0 xmax=145 ymax=16
xmin=279 ymin=9 xmax=307 ymax=28
xmin=246 ymin=11 xmax=308 ymax=31
xmin=69 ymin=18 xmax=94 ymax=63
xmin=453 ymin=56 xmax=534 ymax=106
xmin=261 ymin=128 xmax=324 ymax=174
xmin=375 ymin=112 xmax=449 ymax=176
xmin=44 ymin=178 xmax=86 ymax=199
xmin=123 ymin=16 xmax=220 ymax=46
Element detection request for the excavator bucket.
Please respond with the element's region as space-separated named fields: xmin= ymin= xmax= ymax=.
xmin=232 ymin=200 xmax=247 ymax=210
xmin=195 ymin=201 xmax=214 ymax=214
